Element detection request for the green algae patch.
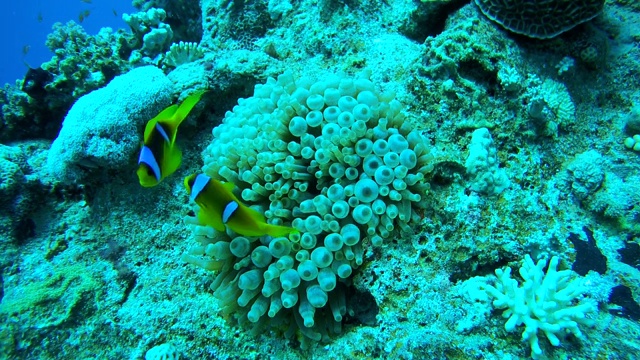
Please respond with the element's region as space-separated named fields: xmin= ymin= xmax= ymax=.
xmin=0 ymin=264 xmax=100 ymax=328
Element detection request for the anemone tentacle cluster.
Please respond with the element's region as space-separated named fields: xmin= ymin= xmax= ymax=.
xmin=183 ymin=71 xmax=434 ymax=340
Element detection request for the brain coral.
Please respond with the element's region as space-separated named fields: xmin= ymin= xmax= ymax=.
xmin=474 ymin=0 xmax=605 ymax=39
xmin=182 ymin=71 xmax=434 ymax=341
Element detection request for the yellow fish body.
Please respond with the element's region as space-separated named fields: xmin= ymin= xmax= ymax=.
xmin=184 ymin=174 xmax=296 ymax=237
xmin=137 ymin=91 xmax=205 ymax=187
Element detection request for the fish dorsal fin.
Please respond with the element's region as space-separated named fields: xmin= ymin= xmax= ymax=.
xmin=155 ymin=103 xmax=181 ymax=121
xmin=157 ymin=90 xmax=206 ymax=142
xmin=173 ymin=90 xmax=206 ymax=122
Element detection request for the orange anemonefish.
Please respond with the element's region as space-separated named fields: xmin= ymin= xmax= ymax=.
xmin=137 ymin=91 xmax=205 ymax=187
xmin=184 ymin=174 xmax=297 ymax=237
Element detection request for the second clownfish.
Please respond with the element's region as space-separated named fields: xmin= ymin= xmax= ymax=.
xmin=184 ymin=174 xmax=297 ymax=238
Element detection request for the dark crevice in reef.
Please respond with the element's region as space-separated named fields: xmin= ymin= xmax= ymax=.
xmin=609 ymin=285 xmax=640 ymax=322
xmin=400 ymin=0 xmax=470 ymax=43
xmin=618 ymin=235 xmax=640 ymax=271
xmin=568 ymin=226 xmax=607 ymax=276
xmin=457 ymin=59 xmax=499 ymax=95
xmin=344 ymin=286 xmax=379 ymax=327
xmin=428 ymin=160 xmax=466 ymax=189
xmin=448 ymin=254 xmax=512 ymax=284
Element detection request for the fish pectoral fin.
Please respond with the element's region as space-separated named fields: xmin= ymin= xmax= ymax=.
xmin=197 ymin=208 xmax=226 ymax=232
xmin=162 ymin=144 xmax=182 ymax=178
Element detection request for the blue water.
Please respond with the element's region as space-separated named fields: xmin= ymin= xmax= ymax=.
xmin=0 ymin=0 xmax=135 ymax=86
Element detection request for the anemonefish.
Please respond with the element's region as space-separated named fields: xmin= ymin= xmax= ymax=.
xmin=184 ymin=174 xmax=297 ymax=237
xmin=137 ymin=91 xmax=205 ymax=187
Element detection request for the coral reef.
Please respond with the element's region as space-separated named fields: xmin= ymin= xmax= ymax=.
xmin=1 ymin=0 xmax=640 ymax=359
xmin=557 ymin=150 xmax=605 ymax=201
xmin=0 ymin=142 xmax=52 ymax=246
xmin=0 ymin=264 xmax=100 ymax=328
xmin=0 ymin=21 xmax=136 ymax=144
xmin=145 ymin=343 xmax=181 ymax=360
xmin=0 ymin=145 xmax=29 ymax=243
xmin=133 ymin=0 xmax=202 ymax=43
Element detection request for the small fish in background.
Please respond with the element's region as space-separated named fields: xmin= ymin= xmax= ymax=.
xmin=137 ymin=91 xmax=206 ymax=187
xmin=184 ymin=174 xmax=298 ymax=237
xmin=37 ymin=12 xmax=43 ymax=23
xmin=22 ymin=67 xmax=53 ymax=100
xmin=112 ymin=8 xmax=118 ymax=17
xmin=22 ymin=45 xmax=30 ymax=56
xmin=81 ymin=0 xmax=92 ymax=3
xmin=78 ymin=9 xmax=90 ymax=23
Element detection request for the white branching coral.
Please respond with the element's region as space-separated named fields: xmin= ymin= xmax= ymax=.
xmin=163 ymin=41 xmax=205 ymax=68
xmin=483 ymin=255 xmax=597 ymax=359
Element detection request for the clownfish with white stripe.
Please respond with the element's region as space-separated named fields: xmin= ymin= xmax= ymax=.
xmin=137 ymin=90 xmax=205 ymax=187
xmin=184 ymin=174 xmax=297 ymax=237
